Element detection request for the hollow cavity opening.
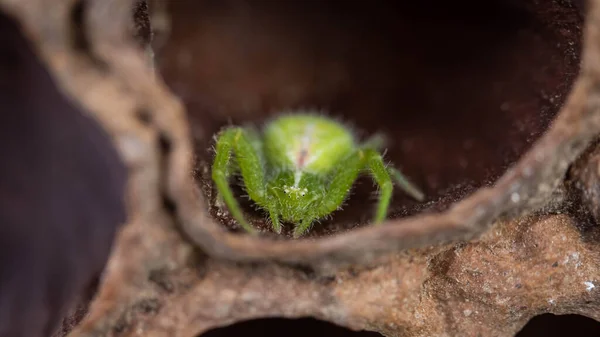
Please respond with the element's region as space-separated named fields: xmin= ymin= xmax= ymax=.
xmin=516 ymin=313 xmax=600 ymax=337
xmin=198 ymin=317 xmax=382 ymax=337
xmin=154 ymin=0 xmax=583 ymax=237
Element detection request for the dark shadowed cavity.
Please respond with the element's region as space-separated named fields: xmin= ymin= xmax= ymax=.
xmin=198 ymin=314 xmax=600 ymax=337
xmin=199 ymin=317 xmax=382 ymax=337
xmin=155 ymin=0 xmax=583 ymax=238
xmin=516 ymin=314 xmax=600 ymax=337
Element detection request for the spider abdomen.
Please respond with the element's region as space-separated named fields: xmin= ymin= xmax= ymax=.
xmin=263 ymin=114 xmax=355 ymax=174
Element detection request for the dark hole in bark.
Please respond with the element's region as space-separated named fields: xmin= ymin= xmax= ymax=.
xmin=132 ymin=0 xmax=153 ymax=48
xmin=198 ymin=317 xmax=382 ymax=337
xmin=70 ymin=0 xmax=89 ymax=51
xmin=136 ymin=108 xmax=153 ymax=125
xmin=155 ymin=0 xmax=583 ymax=237
xmin=516 ymin=314 xmax=600 ymax=337
xmin=69 ymin=0 xmax=108 ymax=69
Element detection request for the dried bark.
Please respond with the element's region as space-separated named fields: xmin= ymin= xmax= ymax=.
xmin=1 ymin=0 xmax=600 ymax=336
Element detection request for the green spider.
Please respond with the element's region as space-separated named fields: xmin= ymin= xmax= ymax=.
xmin=211 ymin=112 xmax=425 ymax=238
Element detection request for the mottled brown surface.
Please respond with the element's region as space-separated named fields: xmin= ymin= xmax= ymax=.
xmin=2 ymin=0 xmax=600 ymax=337
xmin=68 ymin=214 xmax=600 ymax=337
xmin=567 ymin=140 xmax=600 ymax=226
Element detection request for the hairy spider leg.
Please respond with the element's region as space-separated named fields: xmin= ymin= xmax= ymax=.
xmin=360 ymin=137 xmax=424 ymax=202
xmin=360 ymin=132 xmax=387 ymax=151
xmin=363 ymin=148 xmax=426 ymax=221
xmin=364 ymin=148 xmax=396 ymax=223
xmin=268 ymin=209 xmax=281 ymax=233
xmin=292 ymin=149 xmax=424 ymax=238
xmin=212 ymin=127 xmax=271 ymax=234
xmin=292 ymin=150 xmax=364 ymax=238
xmin=387 ymin=166 xmax=425 ymax=202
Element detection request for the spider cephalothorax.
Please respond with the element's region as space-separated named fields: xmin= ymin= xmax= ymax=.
xmin=212 ymin=112 xmax=424 ymax=238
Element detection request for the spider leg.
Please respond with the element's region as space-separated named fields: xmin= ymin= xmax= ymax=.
xmin=361 ymin=136 xmax=424 ymax=203
xmin=294 ymin=150 xmax=365 ymax=238
xmin=293 ymin=218 xmax=314 ymax=239
xmin=212 ymin=127 xmax=268 ymax=234
xmin=360 ymin=132 xmax=387 ymax=151
xmin=361 ymin=149 xmax=395 ymax=224
xmin=269 ymin=210 xmax=281 ymax=234
xmin=387 ymin=166 xmax=425 ymax=201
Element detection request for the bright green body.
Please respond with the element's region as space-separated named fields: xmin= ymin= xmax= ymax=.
xmin=211 ymin=112 xmax=424 ymax=237
xmin=263 ymin=115 xmax=355 ymax=173
xmin=263 ymin=115 xmax=354 ymax=223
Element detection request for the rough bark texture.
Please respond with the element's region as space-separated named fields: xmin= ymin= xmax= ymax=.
xmin=2 ymin=0 xmax=600 ymax=336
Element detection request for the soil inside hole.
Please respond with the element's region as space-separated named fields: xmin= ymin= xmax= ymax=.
xmin=156 ymin=0 xmax=582 ymax=238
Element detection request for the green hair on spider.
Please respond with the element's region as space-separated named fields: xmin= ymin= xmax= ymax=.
xmin=211 ymin=110 xmax=424 ymax=238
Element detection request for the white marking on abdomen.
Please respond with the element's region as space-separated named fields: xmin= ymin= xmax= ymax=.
xmin=296 ymin=124 xmax=315 ymax=169
xmin=294 ymin=170 xmax=303 ymax=187
xmin=302 ymin=138 xmax=347 ymax=168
